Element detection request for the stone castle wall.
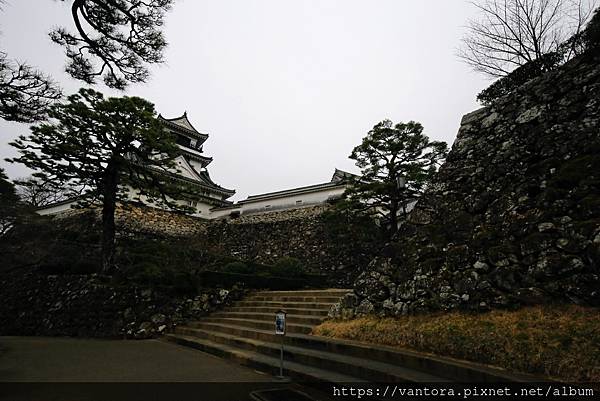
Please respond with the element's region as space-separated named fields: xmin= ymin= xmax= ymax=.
xmin=121 ymin=204 xmax=371 ymax=285
xmin=227 ymin=204 xmax=329 ymax=225
xmin=194 ymin=205 xmax=370 ymax=285
xmin=51 ymin=204 xmax=209 ymax=237
xmin=52 ymin=203 xmax=369 ymax=286
xmin=205 ymin=206 xmax=330 ymax=265
xmin=115 ymin=205 xmax=209 ymax=237
xmin=204 ymin=205 xmax=346 ymax=268
xmin=332 ymin=53 xmax=600 ymax=318
xmin=0 ymin=270 xmax=243 ymax=338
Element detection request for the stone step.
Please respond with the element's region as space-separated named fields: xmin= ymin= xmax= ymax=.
xmin=163 ymin=334 xmax=365 ymax=384
xmin=179 ymin=321 xmax=309 ymax=343
xmin=233 ymin=300 xmax=334 ymax=310
xmin=210 ymin=312 xmax=325 ymax=326
xmin=168 ymin=289 xmax=543 ymax=384
xmin=226 ymin=306 xmax=329 ymax=316
xmin=169 ymin=328 xmax=450 ymax=383
xmin=173 ymin=322 xmax=534 ymax=383
xmin=195 ymin=318 xmax=314 ymax=334
xmin=253 ymin=290 xmax=351 ymax=297
xmin=245 ymin=295 xmax=342 ymax=303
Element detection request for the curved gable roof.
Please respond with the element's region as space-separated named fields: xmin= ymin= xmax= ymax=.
xmin=158 ymin=113 xmax=208 ymax=141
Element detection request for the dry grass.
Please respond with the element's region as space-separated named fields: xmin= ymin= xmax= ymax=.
xmin=313 ymin=305 xmax=600 ymax=382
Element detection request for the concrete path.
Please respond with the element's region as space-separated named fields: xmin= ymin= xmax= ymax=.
xmin=0 ymin=336 xmax=274 ymax=382
xmin=0 ymin=336 xmax=325 ymax=401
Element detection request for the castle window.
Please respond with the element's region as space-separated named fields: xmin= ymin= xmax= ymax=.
xmin=265 ymin=205 xmax=271 ymax=209
xmin=296 ymin=200 xmax=303 ymax=204
xmin=176 ymin=135 xmax=189 ymax=147
xmin=190 ymin=138 xmax=197 ymax=148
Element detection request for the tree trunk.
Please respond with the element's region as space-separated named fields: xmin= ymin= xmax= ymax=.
xmin=388 ymin=201 xmax=399 ymax=238
xmin=101 ymin=163 xmax=118 ymax=273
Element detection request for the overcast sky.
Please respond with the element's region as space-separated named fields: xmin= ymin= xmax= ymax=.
xmin=0 ymin=0 xmax=489 ymax=201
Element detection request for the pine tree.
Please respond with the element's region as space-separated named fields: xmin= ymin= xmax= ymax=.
xmin=0 ymin=168 xmax=24 ymax=236
xmin=345 ymin=120 xmax=448 ymax=237
xmin=8 ymin=88 xmax=194 ymax=272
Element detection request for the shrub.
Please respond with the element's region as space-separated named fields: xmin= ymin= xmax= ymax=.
xmin=222 ymin=261 xmax=254 ymax=275
xmin=0 ymin=214 xmax=102 ymax=274
xmin=322 ymin=207 xmax=383 ymax=248
xmin=475 ymin=17 xmax=600 ymax=106
xmin=273 ymin=257 xmax=306 ymax=277
xmin=124 ymin=261 xmax=197 ymax=295
xmin=131 ymin=261 xmax=164 ymax=285
xmin=584 ymin=7 xmax=600 ymax=53
xmin=477 ymin=51 xmax=563 ymax=105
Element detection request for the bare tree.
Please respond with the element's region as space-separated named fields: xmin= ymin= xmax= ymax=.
xmin=15 ymin=176 xmax=75 ymax=208
xmin=0 ymin=53 xmax=62 ymax=123
xmin=50 ymin=0 xmax=174 ymax=89
xmin=459 ymin=0 xmax=597 ymax=77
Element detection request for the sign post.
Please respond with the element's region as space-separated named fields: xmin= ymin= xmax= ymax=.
xmin=275 ymin=309 xmax=286 ymax=379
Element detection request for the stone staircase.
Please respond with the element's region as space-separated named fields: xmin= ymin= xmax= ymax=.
xmin=164 ymin=289 xmax=531 ymax=384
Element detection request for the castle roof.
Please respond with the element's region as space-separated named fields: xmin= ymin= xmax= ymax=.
xmin=158 ymin=112 xmax=209 ymax=142
xmin=179 ymin=146 xmax=214 ymax=167
xmin=238 ymin=168 xmax=352 ymax=204
xmin=148 ymin=159 xmax=235 ymax=199
xmin=331 ymin=168 xmax=357 ymax=182
xmin=158 ymin=112 xmax=235 ymax=199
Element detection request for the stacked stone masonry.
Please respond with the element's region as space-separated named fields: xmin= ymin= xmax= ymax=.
xmin=0 ymin=270 xmax=244 ymax=338
xmin=52 ymin=204 xmax=209 ymax=237
xmin=52 ymin=204 xmax=366 ymax=286
xmin=202 ymin=205 xmax=371 ymax=286
xmin=331 ymin=53 xmax=600 ymax=318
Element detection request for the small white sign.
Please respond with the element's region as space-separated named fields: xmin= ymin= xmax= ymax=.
xmin=275 ymin=311 xmax=286 ymax=335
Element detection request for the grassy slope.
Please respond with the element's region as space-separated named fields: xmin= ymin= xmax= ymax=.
xmin=313 ymin=305 xmax=600 ymax=382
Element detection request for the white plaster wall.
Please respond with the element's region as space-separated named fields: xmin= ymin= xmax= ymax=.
xmin=209 ymin=206 xmax=242 ymax=219
xmin=405 ymin=200 xmax=418 ymax=214
xmin=123 ymin=185 xmax=214 ymax=217
xmin=38 ymin=185 xmax=215 ymax=218
xmin=238 ymin=186 xmax=345 ymax=215
xmin=37 ymin=201 xmax=78 ymax=215
xmin=187 ymin=158 xmax=204 ymax=172
xmin=37 ymin=184 xmax=348 ymax=219
xmin=173 ymin=156 xmax=198 ymax=180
